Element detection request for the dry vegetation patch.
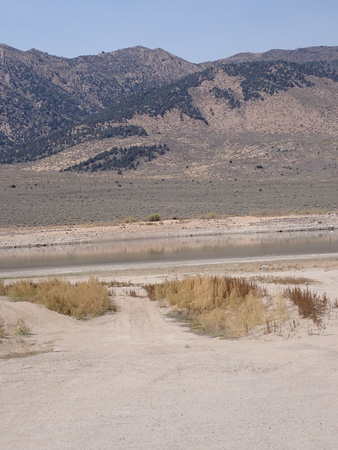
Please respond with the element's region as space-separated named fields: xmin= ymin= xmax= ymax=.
xmin=0 ymin=324 xmax=6 ymax=341
xmin=102 ymin=279 xmax=135 ymax=288
xmin=145 ymin=275 xmax=277 ymax=338
xmin=198 ymin=212 xmax=225 ymax=220
xmin=0 ymin=278 xmax=7 ymax=295
xmin=4 ymin=278 xmax=114 ymax=319
xmin=284 ymin=286 xmax=328 ymax=324
xmin=144 ymin=275 xmax=333 ymax=338
xmin=254 ymin=275 xmax=314 ymax=285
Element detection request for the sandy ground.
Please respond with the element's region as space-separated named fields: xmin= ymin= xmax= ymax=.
xmin=1 ymin=217 xmax=338 ymax=449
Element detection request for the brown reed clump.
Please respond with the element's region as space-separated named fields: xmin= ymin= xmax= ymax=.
xmin=0 ymin=325 xmax=6 ymax=341
xmin=7 ymin=277 xmax=114 ymax=319
xmin=102 ymin=279 xmax=134 ymax=287
xmin=284 ymin=286 xmax=328 ymax=324
xmin=0 ymin=278 xmax=8 ymax=296
xmin=144 ymin=275 xmax=267 ymax=338
xmin=254 ymin=275 xmax=313 ymax=285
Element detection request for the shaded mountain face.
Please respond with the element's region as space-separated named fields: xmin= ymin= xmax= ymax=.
xmin=0 ymin=44 xmax=200 ymax=146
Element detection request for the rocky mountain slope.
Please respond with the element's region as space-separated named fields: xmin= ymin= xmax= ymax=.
xmin=0 ymin=44 xmax=200 ymax=146
xmin=1 ymin=45 xmax=338 ymax=182
xmin=3 ymin=58 xmax=336 ymax=182
xmin=219 ymin=45 xmax=338 ymax=65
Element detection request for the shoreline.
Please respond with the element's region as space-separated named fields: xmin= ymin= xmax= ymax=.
xmin=1 ymin=213 xmax=338 ymax=251
xmin=2 ymin=219 xmax=338 ymax=449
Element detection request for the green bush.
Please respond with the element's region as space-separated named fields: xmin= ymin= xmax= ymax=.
xmin=147 ymin=213 xmax=161 ymax=222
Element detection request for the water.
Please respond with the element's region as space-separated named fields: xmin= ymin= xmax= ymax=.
xmin=1 ymin=230 xmax=338 ymax=277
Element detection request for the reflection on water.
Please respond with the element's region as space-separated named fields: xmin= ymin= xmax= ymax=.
xmin=1 ymin=231 xmax=338 ymax=275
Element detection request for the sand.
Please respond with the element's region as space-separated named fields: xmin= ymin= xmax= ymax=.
xmin=1 ymin=216 xmax=338 ymax=449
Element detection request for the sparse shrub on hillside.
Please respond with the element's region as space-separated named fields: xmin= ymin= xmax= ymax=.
xmin=92 ymin=71 xmax=209 ymax=125
xmin=63 ymin=144 xmax=169 ymax=173
xmin=212 ymin=87 xmax=241 ymax=108
xmin=1 ymin=125 xmax=148 ymax=164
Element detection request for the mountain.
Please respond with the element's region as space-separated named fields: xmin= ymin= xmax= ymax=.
xmin=218 ymin=45 xmax=338 ymax=65
xmin=1 ymin=44 xmax=338 ymax=181
xmin=2 ymin=44 xmax=338 ymax=152
xmin=4 ymin=58 xmax=335 ymax=182
xmin=0 ymin=44 xmax=200 ymax=147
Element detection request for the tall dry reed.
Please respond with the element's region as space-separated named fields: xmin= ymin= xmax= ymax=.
xmin=284 ymin=286 xmax=328 ymax=323
xmin=145 ymin=275 xmax=267 ymax=337
xmin=0 ymin=278 xmax=7 ymax=296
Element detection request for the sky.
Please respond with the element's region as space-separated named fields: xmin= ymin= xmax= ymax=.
xmin=1 ymin=0 xmax=337 ymax=63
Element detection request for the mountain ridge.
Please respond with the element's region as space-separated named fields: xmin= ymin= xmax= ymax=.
xmin=7 ymin=59 xmax=336 ymax=184
xmin=218 ymin=45 xmax=338 ymax=65
xmin=0 ymin=43 xmax=201 ymax=146
xmin=1 ymin=44 xmax=338 ymax=181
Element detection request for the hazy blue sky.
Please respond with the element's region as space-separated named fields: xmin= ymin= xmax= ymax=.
xmin=1 ymin=0 xmax=337 ymax=62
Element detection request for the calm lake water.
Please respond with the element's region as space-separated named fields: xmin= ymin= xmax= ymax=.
xmin=1 ymin=230 xmax=338 ymax=277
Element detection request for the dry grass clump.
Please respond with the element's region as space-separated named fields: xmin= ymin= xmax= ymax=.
xmin=0 ymin=318 xmax=31 ymax=341
xmin=147 ymin=213 xmax=161 ymax=222
xmin=285 ymin=286 xmax=328 ymax=324
xmin=0 ymin=325 xmax=6 ymax=341
xmin=7 ymin=278 xmax=114 ymax=319
xmin=249 ymin=209 xmax=290 ymax=217
xmin=15 ymin=318 xmax=31 ymax=336
xmin=79 ymin=221 xmax=115 ymax=228
xmin=7 ymin=280 xmax=36 ymax=301
xmin=198 ymin=212 xmax=223 ymax=220
xmin=145 ymin=275 xmax=268 ymax=338
xmin=0 ymin=278 xmax=8 ymax=295
xmin=122 ymin=216 xmax=140 ymax=224
xmin=126 ymin=289 xmax=141 ymax=297
xmin=102 ymin=279 xmax=134 ymax=287
xmin=255 ymin=275 xmax=313 ymax=285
